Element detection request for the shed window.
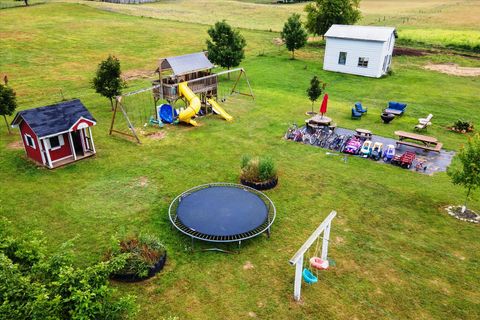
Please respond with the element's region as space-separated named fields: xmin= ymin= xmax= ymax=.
xmin=358 ymin=57 xmax=369 ymax=68
xmin=48 ymin=135 xmax=64 ymax=150
xmin=338 ymin=52 xmax=347 ymax=65
xmin=24 ymin=134 xmax=36 ymax=149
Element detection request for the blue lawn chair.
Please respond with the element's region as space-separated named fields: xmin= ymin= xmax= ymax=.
xmin=351 ymin=108 xmax=362 ymax=119
xmin=355 ymin=102 xmax=368 ymax=114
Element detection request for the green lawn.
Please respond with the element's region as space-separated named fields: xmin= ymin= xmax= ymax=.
xmin=1 ymin=3 xmax=479 ymax=320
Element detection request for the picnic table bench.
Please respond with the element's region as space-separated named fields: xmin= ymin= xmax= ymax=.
xmin=394 ymin=131 xmax=443 ymax=152
xmin=355 ymin=128 xmax=372 ymax=139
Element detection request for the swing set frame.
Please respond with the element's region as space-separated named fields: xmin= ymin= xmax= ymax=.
xmin=289 ymin=210 xmax=337 ymax=301
xmin=109 ymin=67 xmax=254 ymax=144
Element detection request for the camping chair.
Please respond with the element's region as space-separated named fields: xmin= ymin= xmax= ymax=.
xmin=355 ymin=102 xmax=367 ymax=114
xmin=415 ymin=114 xmax=433 ymax=131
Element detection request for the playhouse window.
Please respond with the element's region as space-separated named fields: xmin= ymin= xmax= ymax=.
xmin=48 ymin=135 xmax=64 ymax=150
xmin=24 ymin=134 xmax=35 ymax=149
xmin=358 ymin=57 xmax=369 ymax=68
xmin=338 ymin=52 xmax=347 ymax=65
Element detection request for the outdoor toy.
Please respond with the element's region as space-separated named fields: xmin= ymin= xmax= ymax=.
xmin=391 ymin=151 xmax=416 ymax=169
xmin=169 ymin=183 xmax=276 ymax=251
xmin=158 ymin=104 xmax=178 ymax=124
xmin=383 ymin=144 xmax=396 ymax=162
xmin=148 ymin=116 xmax=164 ymax=128
xmin=343 ymin=137 xmax=362 ymax=154
xmin=371 ymin=142 xmax=384 ymax=160
xmin=302 ymin=268 xmax=318 ymax=284
xmin=309 ymin=257 xmax=329 ymax=270
xmin=359 ymin=140 xmax=373 ymax=158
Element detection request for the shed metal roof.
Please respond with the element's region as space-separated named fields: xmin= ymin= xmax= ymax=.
xmin=11 ymin=99 xmax=96 ymax=138
xmin=160 ymin=52 xmax=214 ymax=76
xmin=325 ymin=24 xmax=397 ymax=42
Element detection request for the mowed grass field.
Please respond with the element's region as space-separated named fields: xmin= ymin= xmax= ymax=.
xmin=1 ymin=3 xmax=480 ymax=320
xmin=65 ymin=0 xmax=480 ymax=50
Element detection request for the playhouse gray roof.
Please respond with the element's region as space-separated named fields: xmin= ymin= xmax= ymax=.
xmin=11 ymin=99 xmax=96 ymax=138
xmin=325 ymin=25 xmax=397 ymax=42
xmin=160 ymin=52 xmax=214 ymax=76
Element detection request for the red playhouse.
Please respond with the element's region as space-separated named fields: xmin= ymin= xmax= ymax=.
xmin=11 ymin=99 xmax=97 ymax=169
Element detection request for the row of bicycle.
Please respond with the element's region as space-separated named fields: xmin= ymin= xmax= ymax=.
xmin=284 ymin=124 xmax=425 ymax=170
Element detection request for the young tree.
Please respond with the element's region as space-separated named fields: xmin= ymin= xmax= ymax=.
xmin=0 ymin=84 xmax=17 ymax=134
xmin=93 ymin=55 xmax=126 ymax=111
xmin=306 ymin=76 xmax=324 ymax=115
xmin=281 ymin=13 xmax=308 ymax=59
xmin=305 ymin=0 xmax=361 ymax=36
xmin=206 ymin=21 xmax=246 ymax=78
xmin=447 ymin=134 xmax=480 ymax=213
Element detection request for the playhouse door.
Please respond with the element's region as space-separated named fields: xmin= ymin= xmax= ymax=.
xmin=71 ymin=131 xmax=84 ymax=156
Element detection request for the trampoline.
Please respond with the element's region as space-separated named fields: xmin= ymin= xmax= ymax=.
xmin=169 ymin=183 xmax=276 ymax=245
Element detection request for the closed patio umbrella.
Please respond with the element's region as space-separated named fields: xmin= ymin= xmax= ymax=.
xmin=320 ymin=93 xmax=328 ymax=117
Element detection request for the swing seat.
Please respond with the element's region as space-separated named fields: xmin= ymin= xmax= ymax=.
xmin=302 ymin=268 xmax=318 ymax=284
xmin=309 ymin=257 xmax=329 ymax=270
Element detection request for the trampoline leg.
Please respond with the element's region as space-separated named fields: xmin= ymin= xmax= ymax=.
xmin=267 ymin=227 xmax=271 ymax=238
xmin=191 ymin=237 xmax=195 ymax=251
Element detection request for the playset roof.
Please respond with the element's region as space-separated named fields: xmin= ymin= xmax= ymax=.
xmin=159 ymin=52 xmax=214 ymax=76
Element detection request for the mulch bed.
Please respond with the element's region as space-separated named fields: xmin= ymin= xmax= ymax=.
xmin=445 ymin=206 xmax=479 ymax=224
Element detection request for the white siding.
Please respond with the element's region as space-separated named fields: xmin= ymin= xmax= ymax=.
xmin=323 ymin=38 xmax=387 ymax=78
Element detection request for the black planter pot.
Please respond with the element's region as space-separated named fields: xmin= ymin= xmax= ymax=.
xmin=381 ymin=113 xmax=395 ymax=124
xmin=240 ymin=177 xmax=278 ymax=190
xmin=111 ymin=252 xmax=167 ymax=283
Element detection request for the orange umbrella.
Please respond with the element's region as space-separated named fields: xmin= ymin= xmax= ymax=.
xmin=319 ymin=93 xmax=328 ymax=116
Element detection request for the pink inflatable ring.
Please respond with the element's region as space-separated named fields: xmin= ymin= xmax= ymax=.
xmin=309 ymin=257 xmax=329 ymax=270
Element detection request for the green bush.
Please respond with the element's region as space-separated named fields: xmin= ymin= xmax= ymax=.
xmin=106 ymin=233 xmax=166 ymax=279
xmin=452 ymin=119 xmax=474 ymax=132
xmin=240 ymin=155 xmax=277 ymax=182
xmin=0 ymin=218 xmax=137 ymax=320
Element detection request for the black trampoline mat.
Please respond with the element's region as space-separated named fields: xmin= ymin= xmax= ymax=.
xmin=177 ymin=186 xmax=269 ymax=237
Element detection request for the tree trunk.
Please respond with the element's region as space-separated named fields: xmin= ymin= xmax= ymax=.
xmin=228 ymin=67 xmax=230 ymax=80
xmin=24 ymin=0 xmax=28 ymax=6
xmin=462 ymin=186 xmax=472 ymax=213
xmin=3 ymin=115 xmax=11 ymax=135
xmin=110 ymin=98 xmax=114 ymax=111
xmin=291 ymin=49 xmax=295 ymax=60
xmin=311 ymin=101 xmax=314 ymax=114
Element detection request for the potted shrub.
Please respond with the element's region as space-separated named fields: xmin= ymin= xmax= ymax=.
xmin=450 ymin=119 xmax=474 ymax=133
xmin=240 ymin=155 xmax=278 ymax=190
xmin=106 ymin=233 xmax=167 ymax=282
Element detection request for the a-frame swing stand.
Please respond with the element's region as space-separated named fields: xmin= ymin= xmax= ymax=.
xmin=289 ymin=210 xmax=337 ymax=301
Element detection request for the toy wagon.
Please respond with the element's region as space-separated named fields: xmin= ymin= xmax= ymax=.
xmin=391 ymin=151 xmax=416 ymax=169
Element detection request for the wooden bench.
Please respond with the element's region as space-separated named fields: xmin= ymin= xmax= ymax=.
xmin=396 ymin=140 xmax=443 ymax=152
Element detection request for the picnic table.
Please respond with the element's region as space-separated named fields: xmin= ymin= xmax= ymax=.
xmin=306 ymin=115 xmax=332 ymax=126
xmin=394 ymin=131 xmax=442 ymax=152
xmin=355 ymin=128 xmax=372 ymax=139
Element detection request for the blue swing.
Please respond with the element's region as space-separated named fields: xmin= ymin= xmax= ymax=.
xmin=302 ymin=268 xmax=318 ymax=284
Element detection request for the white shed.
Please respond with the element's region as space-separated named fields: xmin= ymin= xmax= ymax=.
xmin=323 ymin=25 xmax=397 ymax=78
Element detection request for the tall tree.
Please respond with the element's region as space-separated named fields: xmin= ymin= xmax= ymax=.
xmin=281 ymin=13 xmax=308 ymax=59
xmin=305 ymin=0 xmax=361 ymax=36
xmin=93 ymin=55 xmax=126 ymax=111
xmin=447 ymin=134 xmax=480 ymax=213
xmin=0 ymin=84 xmax=17 ymax=134
xmin=306 ymin=76 xmax=324 ymax=115
xmin=206 ymin=21 xmax=246 ymax=78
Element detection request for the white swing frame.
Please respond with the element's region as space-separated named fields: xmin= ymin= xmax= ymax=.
xmin=289 ymin=210 xmax=337 ymax=301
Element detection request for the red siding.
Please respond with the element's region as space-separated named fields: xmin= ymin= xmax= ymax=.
xmin=19 ymin=121 xmax=43 ymax=164
xmin=48 ymin=133 xmax=72 ymax=161
xmin=71 ymin=118 xmax=95 ymax=131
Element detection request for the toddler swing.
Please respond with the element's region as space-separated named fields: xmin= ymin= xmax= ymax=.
xmin=302 ymin=233 xmax=329 ymax=284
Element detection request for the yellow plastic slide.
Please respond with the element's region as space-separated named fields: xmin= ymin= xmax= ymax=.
xmin=178 ymin=82 xmax=201 ymax=126
xmin=208 ymin=98 xmax=233 ymax=122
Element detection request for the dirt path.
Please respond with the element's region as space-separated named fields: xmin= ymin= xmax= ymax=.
xmin=424 ymin=63 xmax=480 ymax=77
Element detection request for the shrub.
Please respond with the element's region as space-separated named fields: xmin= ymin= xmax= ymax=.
xmin=0 ymin=218 xmax=137 ymax=320
xmin=452 ymin=119 xmax=474 ymax=133
xmin=106 ymin=233 xmax=166 ymax=279
xmin=240 ymin=155 xmax=277 ymax=182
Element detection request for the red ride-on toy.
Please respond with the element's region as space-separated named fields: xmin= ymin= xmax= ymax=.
xmin=391 ymin=151 xmax=416 ymax=169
